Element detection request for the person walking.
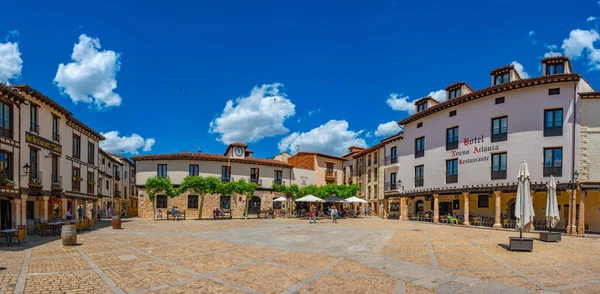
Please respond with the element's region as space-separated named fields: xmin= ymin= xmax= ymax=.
xmin=332 ymin=206 xmax=338 ymax=223
xmin=309 ymin=205 xmax=316 ymax=224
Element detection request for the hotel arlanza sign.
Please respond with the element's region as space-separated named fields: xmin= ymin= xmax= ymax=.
xmin=449 ymin=135 xmax=501 ymax=165
xmin=25 ymin=132 xmax=62 ymax=154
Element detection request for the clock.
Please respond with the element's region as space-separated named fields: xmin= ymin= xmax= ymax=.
xmin=234 ymin=147 xmax=244 ymax=157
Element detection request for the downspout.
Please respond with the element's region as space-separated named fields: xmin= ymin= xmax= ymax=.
xmin=570 ymin=81 xmax=577 ymax=234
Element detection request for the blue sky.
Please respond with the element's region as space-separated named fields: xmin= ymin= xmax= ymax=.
xmin=1 ymin=0 xmax=599 ymax=158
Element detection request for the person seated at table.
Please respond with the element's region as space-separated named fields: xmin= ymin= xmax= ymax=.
xmin=66 ymin=208 xmax=72 ymax=221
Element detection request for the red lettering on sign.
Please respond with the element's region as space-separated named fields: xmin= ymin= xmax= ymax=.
xmin=464 ymin=138 xmax=469 ymax=146
xmin=473 ymin=147 xmax=478 ymax=153
xmin=451 ymin=150 xmax=456 ymax=157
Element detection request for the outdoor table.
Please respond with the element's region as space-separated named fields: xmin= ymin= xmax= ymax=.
xmin=47 ymin=222 xmax=64 ymax=236
xmin=0 ymin=228 xmax=17 ymax=246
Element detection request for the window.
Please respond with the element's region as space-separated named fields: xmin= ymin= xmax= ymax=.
xmin=0 ymin=151 xmax=12 ymax=180
xmin=494 ymin=73 xmax=510 ymax=85
xmin=446 ymin=159 xmax=458 ymax=183
xmin=30 ymin=104 xmax=38 ymax=133
xmin=548 ymin=88 xmax=560 ymax=95
xmin=157 ymin=164 xmax=167 ymax=178
xmin=26 ymin=201 xmax=34 ymax=219
xmin=367 ymin=169 xmax=371 ymax=182
xmin=374 ymin=169 xmax=378 ymax=181
xmin=72 ymin=135 xmax=80 ymax=159
xmin=546 ymin=63 xmax=564 ymax=75
xmin=156 ymin=195 xmax=168 ymax=208
xmin=52 ymin=115 xmax=60 ymax=141
xmin=453 ymin=200 xmax=460 ymax=210
xmin=544 ymin=109 xmax=563 ymax=137
xmin=220 ymin=196 xmax=231 ymax=209
xmin=368 ymin=155 xmax=371 ymax=166
xmin=274 ymin=170 xmax=283 ymax=183
xmin=0 ymin=102 xmax=12 ymax=138
xmin=273 ymin=197 xmax=282 ymax=209
xmin=449 ymin=88 xmax=461 ymax=99
xmin=87 ymin=172 xmax=94 ymax=194
xmin=478 ymin=195 xmax=489 ymax=208
xmin=188 ymin=195 xmax=198 ymax=208
xmin=106 ymin=179 xmax=109 ymax=190
xmin=367 ymin=186 xmax=371 ymax=198
xmin=389 ymin=172 xmax=397 ymax=189
xmin=491 ymin=116 xmax=508 ymax=142
xmin=390 ymin=147 xmax=398 ymax=164
xmin=326 ymin=163 xmax=334 ymax=174
xmin=414 ymin=165 xmax=424 ymax=187
xmin=446 ymin=127 xmax=459 ymax=150
xmin=415 ymin=137 xmax=425 ymax=158
xmin=221 ymin=166 xmax=230 ymax=182
xmin=51 ymin=155 xmax=59 ymax=184
xmin=417 ymin=122 xmax=423 ymax=128
xmin=544 ymin=147 xmax=563 ymax=177
xmin=29 ymin=148 xmax=38 ymax=182
xmin=373 ymin=152 xmax=378 ymax=165
xmin=72 ymin=167 xmax=80 ymax=192
xmin=495 ymin=97 xmax=505 ymax=104
xmin=189 ymin=164 xmax=199 ymax=176
xmin=124 ymin=171 xmax=128 ymax=179
xmin=449 ymin=110 xmax=457 ymax=117
xmin=491 ymin=153 xmax=507 ymax=180
xmin=102 ymin=158 xmax=105 ymax=164
xmin=88 ymin=143 xmax=95 ymax=164
xmin=250 ymin=168 xmax=259 ymax=179
xmin=417 ymin=103 xmax=427 ymax=112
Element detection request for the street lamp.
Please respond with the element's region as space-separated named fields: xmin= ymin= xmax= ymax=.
xmin=22 ymin=163 xmax=30 ymax=176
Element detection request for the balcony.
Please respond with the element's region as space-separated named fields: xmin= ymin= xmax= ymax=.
xmin=221 ymin=175 xmax=232 ymax=183
xmin=115 ymin=190 xmax=122 ymax=198
xmin=446 ymin=174 xmax=458 ymax=184
xmin=544 ymin=126 xmax=563 ymax=137
xmin=273 ymin=179 xmax=283 ymax=185
xmin=30 ymin=124 xmax=39 ymax=134
xmin=29 ymin=171 xmax=43 ymax=187
xmin=415 ymin=178 xmax=424 ymax=187
xmin=51 ymin=174 xmax=62 ymax=191
xmin=415 ymin=149 xmax=424 ymax=158
xmin=0 ymin=173 xmax=15 ymax=189
xmin=53 ymin=133 xmax=61 ymax=142
xmin=250 ymin=178 xmax=262 ymax=186
xmin=491 ymin=170 xmax=507 ymax=180
xmin=325 ymin=171 xmax=337 ymax=180
xmin=543 ymin=166 xmax=562 ymax=177
xmin=115 ymin=171 xmax=121 ymax=181
xmin=446 ymin=140 xmax=458 ymax=151
xmin=491 ymin=131 xmax=507 ymax=142
xmin=385 ymin=155 xmax=399 ymax=165
xmin=384 ymin=182 xmax=398 ymax=192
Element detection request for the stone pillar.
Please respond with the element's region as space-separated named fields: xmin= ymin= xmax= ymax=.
xmin=41 ymin=196 xmax=49 ymax=222
xmin=433 ymin=194 xmax=439 ymax=224
xmin=11 ymin=199 xmax=21 ymax=227
xmin=383 ymin=200 xmax=389 ymax=219
xmin=493 ymin=191 xmax=502 ymax=229
xmin=83 ymin=200 xmax=88 ymax=217
xmin=71 ymin=200 xmax=78 ymax=220
xmin=400 ymin=197 xmax=408 ymax=221
xmin=567 ymin=190 xmax=577 ymax=234
xmin=462 ymin=192 xmax=470 ymax=226
xmin=577 ymin=190 xmax=585 ymax=234
xmin=20 ymin=196 xmax=28 ymax=226
xmin=34 ymin=197 xmax=40 ymax=220
xmin=61 ymin=198 xmax=68 ymax=220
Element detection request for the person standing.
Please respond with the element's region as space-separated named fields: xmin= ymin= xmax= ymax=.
xmin=66 ymin=208 xmax=72 ymax=221
xmin=108 ymin=207 xmax=112 ymax=218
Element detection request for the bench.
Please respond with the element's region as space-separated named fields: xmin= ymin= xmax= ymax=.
xmin=257 ymin=210 xmax=275 ymax=219
xmin=166 ymin=211 xmax=186 ymax=220
xmin=214 ymin=209 xmax=232 ymax=220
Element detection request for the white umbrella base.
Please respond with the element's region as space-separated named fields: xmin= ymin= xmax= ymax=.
xmin=509 ymin=237 xmax=534 ymax=251
xmin=539 ymin=232 xmax=562 ymax=242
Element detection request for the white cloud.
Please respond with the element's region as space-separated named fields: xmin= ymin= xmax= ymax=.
xmin=365 ymin=131 xmax=373 ymax=138
xmin=427 ymin=89 xmax=446 ymax=102
xmin=544 ymin=52 xmax=563 ymax=58
xmin=54 ymin=34 xmax=122 ymax=108
xmin=374 ymin=121 xmax=401 ymax=137
xmin=561 ymin=29 xmax=600 ymax=69
xmin=545 ymin=44 xmax=558 ymax=50
xmin=386 ymin=93 xmax=415 ymax=114
xmin=529 ymin=30 xmax=535 ymax=37
xmin=100 ymin=131 xmax=156 ymax=155
xmin=0 ymin=41 xmax=22 ymax=85
xmin=308 ymin=108 xmax=321 ymax=116
xmin=4 ymin=30 xmax=19 ymax=42
xmin=278 ymin=120 xmax=366 ymax=156
xmin=210 ymin=83 xmax=295 ymax=144
xmin=511 ymin=61 xmax=529 ymax=79
xmin=588 ymin=16 xmax=597 ymax=22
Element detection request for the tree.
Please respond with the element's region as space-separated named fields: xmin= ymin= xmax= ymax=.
xmin=241 ymin=180 xmax=258 ymax=220
xmin=144 ymin=177 xmax=177 ymax=220
xmin=177 ymin=176 xmax=223 ymax=219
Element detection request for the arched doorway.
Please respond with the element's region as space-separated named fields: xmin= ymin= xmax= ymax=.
xmin=248 ymin=196 xmax=261 ymax=215
xmin=415 ymin=200 xmax=424 ymax=214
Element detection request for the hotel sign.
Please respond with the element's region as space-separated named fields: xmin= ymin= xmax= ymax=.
xmin=25 ymin=132 xmax=62 ymax=154
xmin=449 ymin=135 xmax=501 ymax=165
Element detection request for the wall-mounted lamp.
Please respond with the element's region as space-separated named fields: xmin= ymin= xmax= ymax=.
xmin=21 ymin=163 xmax=30 ymax=177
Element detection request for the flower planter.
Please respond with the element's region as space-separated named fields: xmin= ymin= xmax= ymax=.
xmin=509 ymin=237 xmax=534 ymax=251
xmin=539 ymin=231 xmax=561 ymax=242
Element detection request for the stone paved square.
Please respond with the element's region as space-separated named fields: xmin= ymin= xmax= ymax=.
xmin=2 ymin=218 xmax=600 ymax=293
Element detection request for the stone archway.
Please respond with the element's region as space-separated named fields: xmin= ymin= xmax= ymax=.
xmin=505 ymin=198 xmax=516 ymax=219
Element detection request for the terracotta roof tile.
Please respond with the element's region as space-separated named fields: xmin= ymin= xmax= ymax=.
xmin=67 ymin=116 xmax=105 ymax=141
xmin=11 ymin=84 xmax=71 ymax=115
xmin=542 ymin=56 xmax=570 ymax=63
xmin=291 ymin=152 xmax=346 ymax=161
xmin=131 ymin=152 xmax=292 ymax=168
xmin=490 ymin=64 xmax=514 ymax=75
xmin=0 ymin=83 xmax=27 ymax=103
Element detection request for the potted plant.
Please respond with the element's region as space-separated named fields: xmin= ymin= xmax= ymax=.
xmin=73 ymin=176 xmax=80 ymax=182
xmin=30 ymin=178 xmax=41 ymax=185
xmin=88 ymin=180 xmax=95 ymax=185
xmin=5 ymin=179 xmax=14 ymax=187
xmin=52 ymin=182 xmax=61 ymax=188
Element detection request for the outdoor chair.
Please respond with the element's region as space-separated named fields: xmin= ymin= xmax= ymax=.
xmin=447 ymin=216 xmax=458 ymax=225
xmin=12 ymin=227 xmax=26 ymax=246
xmin=471 ymin=217 xmax=482 ymax=226
xmin=89 ymin=218 xmax=95 ymax=231
xmin=38 ymin=223 xmax=52 ymax=237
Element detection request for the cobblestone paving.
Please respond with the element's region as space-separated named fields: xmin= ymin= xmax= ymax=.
xmin=1 ymin=218 xmax=600 ymax=293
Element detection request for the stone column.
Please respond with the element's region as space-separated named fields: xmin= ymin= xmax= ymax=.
xmin=567 ymin=190 xmax=577 ymax=234
xmin=383 ymin=200 xmax=389 ymax=219
xmin=577 ymin=190 xmax=585 ymax=234
xmin=400 ymin=197 xmax=408 ymax=221
xmin=83 ymin=200 xmax=88 ymax=217
xmin=71 ymin=200 xmax=78 ymax=220
xmin=11 ymin=199 xmax=21 ymax=227
xmin=41 ymin=196 xmax=49 ymax=222
xmin=433 ymin=194 xmax=439 ymax=224
xmin=20 ymin=196 xmax=28 ymax=226
xmin=462 ymin=192 xmax=470 ymax=226
xmin=61 ymin=198 xmax=68 ymax=220
xmin=34 ymin=197 xmax=40 ymax=220
xmin=493 ymin=191 xmax=502 ymax=229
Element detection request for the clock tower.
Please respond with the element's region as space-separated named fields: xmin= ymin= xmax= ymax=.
xmin=225 ymin=142 xmax=248 ymax=159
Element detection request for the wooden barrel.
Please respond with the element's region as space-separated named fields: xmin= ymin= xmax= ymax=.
xmin=112 ymin=215 xmax=122 ymax=229
xmin=61 ymin=225 xmax=77 ymax=246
